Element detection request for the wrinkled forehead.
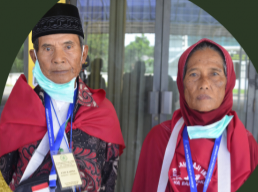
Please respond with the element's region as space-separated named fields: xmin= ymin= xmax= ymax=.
xmin=181 ymin=40 xmax=227 ymax=80
xmin=176 ymin=39 xmax=235 ymax=95
xmin=183 ymin=47 xmax=227 ymax=79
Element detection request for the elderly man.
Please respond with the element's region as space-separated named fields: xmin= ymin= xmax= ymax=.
xmin=0 ymin=3 xmax=125 ymax=192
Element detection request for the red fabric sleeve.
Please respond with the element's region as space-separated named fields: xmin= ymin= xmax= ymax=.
xmin=132 ymin=120 xmax=172 ymax=192
xmin=247 ymin=130 xmax=258 ymax=172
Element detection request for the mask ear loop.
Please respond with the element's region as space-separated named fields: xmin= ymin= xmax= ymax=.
xmin=34 ymin=49 xmax=38 ymax=61
xmin=80 ymin=46 xmax=87 ymax=79
xmin=80 ymin=46 xmax=84 ymax=64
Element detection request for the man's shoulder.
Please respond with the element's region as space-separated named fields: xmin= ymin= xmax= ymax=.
xmin=98 ymin=97 xmax=115 ymax=109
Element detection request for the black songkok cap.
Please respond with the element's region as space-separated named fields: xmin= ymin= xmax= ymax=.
xmin=32 ymin=3 xmax=84 ymax=42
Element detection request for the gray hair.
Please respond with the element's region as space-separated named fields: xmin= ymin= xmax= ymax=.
xmin=183 ymin=41 xmax=227 ymax=79
xmin=33 ymin=35 xmax=84 ymax=52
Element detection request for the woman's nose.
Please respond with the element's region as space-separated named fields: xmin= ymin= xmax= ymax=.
xmin=199 ymin=76 xmax=209 ymax=90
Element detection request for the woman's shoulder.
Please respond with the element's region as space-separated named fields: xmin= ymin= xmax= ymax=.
xmin=143 ymin=120 xmax=172 ymax=146
xmin=246 ymin=129 xmax=258 ymax=171
xmin=143 ymin=112 xmax=183 ymax=149
xmin=132 ymin=120 xmax=172 ymax=192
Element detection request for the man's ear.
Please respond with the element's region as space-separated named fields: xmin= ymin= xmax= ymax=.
xmin=81 ymin=45 xmax=89 ymax=65
xmin=29 ymin=49 xmax=36 ymax=63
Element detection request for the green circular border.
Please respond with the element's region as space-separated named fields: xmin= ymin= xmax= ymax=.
xmin=0 ymin=0 xmax=58 ymax=101
xmin=0 ymin=0 xmax=257 ymax=191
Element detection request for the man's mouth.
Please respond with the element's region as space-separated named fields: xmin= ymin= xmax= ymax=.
xmin=52 ymin=70 xmax=69 ymax=75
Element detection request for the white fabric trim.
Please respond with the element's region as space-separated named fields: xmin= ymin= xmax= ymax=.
xmin=157 ymin=117 xmax=231 ymax=192
xmin=157 ymin=117 xmax=184 ymax=192
xmin=218 ymin=129 xmax=231 ymax=191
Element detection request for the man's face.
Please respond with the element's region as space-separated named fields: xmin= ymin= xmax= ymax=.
xmin=30 ymin=34 xmax=88 ymax=84
xmin=183 ymin=48 xmax=227 ymax=112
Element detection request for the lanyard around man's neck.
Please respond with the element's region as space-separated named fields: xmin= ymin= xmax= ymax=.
xmin=44 ymin=87 xmax=77 ymax=191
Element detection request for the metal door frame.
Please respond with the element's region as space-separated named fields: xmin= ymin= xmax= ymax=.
xmin=151 ymin=0 xmax=172 ymax=127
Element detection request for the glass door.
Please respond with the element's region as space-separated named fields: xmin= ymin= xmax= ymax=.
xmin=76 ymin=1 xmax=256 ymax=192
xmin=117 ymin=1 xmax=156 ymax=191
xmin=77 ymin=1 xmax=158 ymax=192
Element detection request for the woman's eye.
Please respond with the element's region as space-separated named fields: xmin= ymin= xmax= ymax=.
xmin=190 ymin=73 xmax=197 ymax=77
xmin=46 ymin=47 xmax=51 ymax=51
xmin=212 ymin=72 xmax=219 ymax=76
xmin=67 ymin=45 xmax=72 ymax=49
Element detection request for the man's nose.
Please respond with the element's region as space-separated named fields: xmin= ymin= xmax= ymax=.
xmin=199 ymin=76 xmax=209 ymax=90
xmin=52 ymin=48 xmax=65 ymax=64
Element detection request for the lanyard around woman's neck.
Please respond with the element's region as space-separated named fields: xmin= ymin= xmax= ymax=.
xmin=182 ymin=126 xmax=222 ymax=192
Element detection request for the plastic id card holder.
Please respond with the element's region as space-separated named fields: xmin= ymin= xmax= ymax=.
xmin=52 ymin=152 xmax=82 ymax=191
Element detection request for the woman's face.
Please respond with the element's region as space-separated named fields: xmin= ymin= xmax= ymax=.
xmin=183 ymin=48 xmax=227 ymax=112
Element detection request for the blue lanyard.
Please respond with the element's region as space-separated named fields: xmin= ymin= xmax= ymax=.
xmin=50 ymin=100 xmax=70 ymax=151
xmin=44 ymin=88 xmax=77 ymax=190
xmin=182 ymin=126 xmax=222 ymax=192
xmin=44 ymin=93 xmax=73 ymax=153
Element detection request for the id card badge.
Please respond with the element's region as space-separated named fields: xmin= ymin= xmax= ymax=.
xmin=52 ymin=152 xmax=82 ymax=190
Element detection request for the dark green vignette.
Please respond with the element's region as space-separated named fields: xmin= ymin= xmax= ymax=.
xmin=0 ymin=0 xmax=257 ymax=191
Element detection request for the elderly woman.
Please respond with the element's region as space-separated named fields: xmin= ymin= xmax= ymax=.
xmin=132 ymin=38 xmax=258 ymax=192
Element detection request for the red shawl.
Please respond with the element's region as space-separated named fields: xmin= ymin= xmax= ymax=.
xmin=0 ymin=74 xmax=125 ymax=157
xmin=132 ymin=39 xmax=258 ymax=192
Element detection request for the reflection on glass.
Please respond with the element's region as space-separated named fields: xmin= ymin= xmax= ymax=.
xmin=117 ymin=0 xmax=156 ymax=191
xmin=77 ymin=0 xmax=110 ymax=89
xmin=118 ymin=35 xmax=155 ymax=192
xmin=87 ymin=58 xmax=107 ymax=90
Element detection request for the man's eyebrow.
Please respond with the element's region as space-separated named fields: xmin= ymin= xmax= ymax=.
xmin=41 ymin=43 xmax=52 ymax=48
xmin=63 ymin=41 xmax=74 ymax=45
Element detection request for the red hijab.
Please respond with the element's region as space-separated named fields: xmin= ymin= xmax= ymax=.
xmin=177 ymin=38 xmax=235 ymax=126
xmin=171 ymin=38 xmax=251 ymax=191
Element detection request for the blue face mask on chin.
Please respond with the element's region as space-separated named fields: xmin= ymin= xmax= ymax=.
xmin=187 ymin=115 xmax=234 ymax=139
xmin=32 ymin=47 xmax=84 ymax=103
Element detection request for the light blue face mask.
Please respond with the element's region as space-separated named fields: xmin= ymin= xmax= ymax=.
xmin=187 ymin=115 xmax=234 ymax=139
xmin=32 ymin=47 xmax=84 ymax=103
